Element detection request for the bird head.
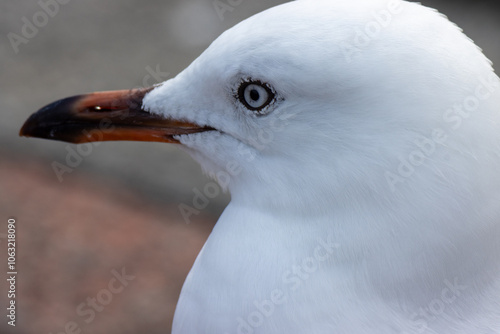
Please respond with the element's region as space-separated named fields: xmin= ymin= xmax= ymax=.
xmin=20 ymin=0 xmax=500 ymax=215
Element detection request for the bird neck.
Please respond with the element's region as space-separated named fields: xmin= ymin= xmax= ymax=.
xmin=174 ymin=196 xmax=500 ymax=332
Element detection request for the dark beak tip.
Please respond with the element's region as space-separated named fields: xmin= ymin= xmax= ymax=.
xmin=19 ymin=114 xmax=38 ymax=138
xmin=19 ymin=95 xmax=84 ymax=140
xmin=19 ymin=124 xmax=29 ymax=137
xmin=19 ymin=119 xmax=51 ymax=141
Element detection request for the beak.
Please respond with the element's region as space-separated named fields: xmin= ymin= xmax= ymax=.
xmin=20 ymin=87 xmax=212 ymax=144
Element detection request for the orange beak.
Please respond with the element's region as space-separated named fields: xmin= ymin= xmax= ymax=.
xmin=20 ymin=87 xmax=212 ymax=144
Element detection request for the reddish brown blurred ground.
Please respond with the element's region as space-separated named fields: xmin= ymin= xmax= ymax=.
xmin=0 ymin=154 xmax=215 ymax=334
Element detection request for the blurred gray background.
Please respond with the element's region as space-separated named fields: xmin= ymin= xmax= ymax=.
xmin=0 ymin=0 xmax=499 ymax=333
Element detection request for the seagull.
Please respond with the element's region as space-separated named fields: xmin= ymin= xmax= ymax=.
xmin=20 ymin=0 xmax=500 ymax=333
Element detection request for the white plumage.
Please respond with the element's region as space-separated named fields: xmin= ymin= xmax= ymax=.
xmin=143 ymin=0 xmax=500 ymax=332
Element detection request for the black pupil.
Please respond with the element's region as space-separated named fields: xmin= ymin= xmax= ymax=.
xmin=250 ymin=89 xmax=260 ymax=101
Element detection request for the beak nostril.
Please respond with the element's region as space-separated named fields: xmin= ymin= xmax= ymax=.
xmin=82 ymin=106 xmax=107 ymax=113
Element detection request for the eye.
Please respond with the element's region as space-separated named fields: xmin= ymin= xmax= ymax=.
xmin=237 ymin=81 xmax=275 ymax=113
